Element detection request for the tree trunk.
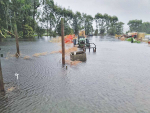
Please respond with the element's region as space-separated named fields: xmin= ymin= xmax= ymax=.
xmin=33 ymin=0 xmax=35 ymax=31
xmin=49 ymin=19 xmax=52 ymax=37
xmin=23 ymin=15 xmax=26 ymax=38
xmin=10 ymin=16 xmax=13 ymax=32
xmin=47 ymin=20 xmax=48 ymax=37
xmin=5 ymin=5 xmax=8 ymax=30
xmin=47 ymin=12 xmax=48 ymax=37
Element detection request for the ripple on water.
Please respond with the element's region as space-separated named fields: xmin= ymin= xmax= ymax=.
xmin=1 ymin=37 xmax=150 ymax=113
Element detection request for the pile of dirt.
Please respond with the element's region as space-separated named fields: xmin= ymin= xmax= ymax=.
xmin=33 ymin=52 xmax=48 ymax=57
xmin=51 ymin=47 xmax=78 ymax=55
xmin=60 ymin=47 xmax=77 ymax=54
xmin=7 ymin=86 xmax=15 ymax=92
xmin=66 ymin=60 xmax=81 ymax=65
xmin=5 ymin=52 xmax=16 ymax=59
xmin=24 ymin=56 xmax=31 ymax=60
xmin=120 ymin=37 xmax=125 ymax=41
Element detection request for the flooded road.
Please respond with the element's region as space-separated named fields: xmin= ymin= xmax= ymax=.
xmin=0 ymin=36 xmax=150 ymax=113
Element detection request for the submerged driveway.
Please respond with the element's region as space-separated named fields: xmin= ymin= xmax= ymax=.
xmin=0 ymin=36 xmax=150 ymax=113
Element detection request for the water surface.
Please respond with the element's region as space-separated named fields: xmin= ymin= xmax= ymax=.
xmin=0 ymin=36 xmax=150 ymax=113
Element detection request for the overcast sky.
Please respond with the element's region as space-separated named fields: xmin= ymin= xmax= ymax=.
xmin=54 ymin=0 xmax=150 ymax=32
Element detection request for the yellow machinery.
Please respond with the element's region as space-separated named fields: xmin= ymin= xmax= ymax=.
xmin=115 ymin=34 xmax=121 ymax=38
xmin=79 ymin=30 xmax=85 ymax=37
xmin=137 ymin=33 xmax=145 ymax=39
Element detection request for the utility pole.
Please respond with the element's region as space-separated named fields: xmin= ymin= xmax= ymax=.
xmin=61 ymin=18 xmax=65 ymax=66
xmin=0 ymin=48 xmax=4 ymax=92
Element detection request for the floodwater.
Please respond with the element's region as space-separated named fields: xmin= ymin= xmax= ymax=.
xmin=0 ymin=36 xmax=150 ymax=113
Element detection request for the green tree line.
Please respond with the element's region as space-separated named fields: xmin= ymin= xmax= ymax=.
xmin=127 ymin=19 xmax=150 ymax=34
xmin=0 ymin=0 xmax=124 ymax=40
xmin=94 ymin=13 xmax=124 ymax=35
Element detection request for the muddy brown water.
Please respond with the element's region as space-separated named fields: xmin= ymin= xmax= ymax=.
xmin=0 ymin=36 xmax=150 ymax=113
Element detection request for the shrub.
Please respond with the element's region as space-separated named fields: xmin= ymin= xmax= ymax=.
xmin=53 ymin=31 xmax=57 ymax=37
xmin=35 ymin=26 xmax=45 ymax=38
xmin=19 ymin=31 xmax=23 ymax=38
xmin=23 ymin=24 xmax=34 ymax=39
xmin=6 ymin=35 xmax=11 ymax=38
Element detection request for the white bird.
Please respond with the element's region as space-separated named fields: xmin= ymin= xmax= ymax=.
xmin=15 ymin=73 xmax=19 ymax=80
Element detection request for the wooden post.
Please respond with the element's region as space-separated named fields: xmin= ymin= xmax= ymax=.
xmin=0 ymin=49 xmax=4 ymax=92
xmin=14 ymin=28 xmax=20 ymax=57
xmin=61 ymin=18 xmax=65 ymax=66
xmin=14 ymin=12 xmax=20 ymax=57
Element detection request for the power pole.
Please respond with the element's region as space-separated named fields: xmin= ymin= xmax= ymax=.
xmin=0 ymin=48 xmax=4 ymax=92
xmin=61 ymin=18 xmax=65 ymax=66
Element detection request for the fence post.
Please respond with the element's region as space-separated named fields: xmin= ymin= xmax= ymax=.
xmin=0 ymin=48 xmax=4 ymax=92
xmin=14 ymin=12 xmax=20 ymax=57
xmin=61 ymin=18 xmax=65 ymax=66
xmin=14 ymin=25 xmax=20 ymax=57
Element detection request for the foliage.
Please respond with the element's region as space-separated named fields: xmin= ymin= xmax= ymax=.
xmin=0 ymin=0 xmax=123 ymax=39
xmin=127 ymin=20 xmax=142 ymax=32
xmin=52 ymin=31 xmax=57 ymax=37
xmin=94 ymin=13 xmax=120 ymax=35
xmin=127 ymin=20 xmax=150 ymax=34
xmin=108 ymin=27 xmax=116 ymax=35
xmin=19 ymin=31 xmax=23 ymax=38
xmin=94 ymin=29 xmax=98 ymax=36
xmin=23 ymin=25 xmax=34 ymax=39
xmin=57 ymin=20 xmax=73 ymax=36
xmin=72 ymin=12 xmax=82 ymax=35
xmin=36 ymin=26 xmax=45 ymax=38
xmin=116 ymin=22 xmax=124 ymax=35
xmin=82 ymin=14 xmax=93 ymax=35
xmin=141 ymin=22 xmax=150 ymax=34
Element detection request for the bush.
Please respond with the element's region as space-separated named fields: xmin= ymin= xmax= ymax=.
xmin=6 ymin=35 xmax=11 ymax=38
xmin=19 ymin=31 xmax=23 ymax=38
xmin=23 ymin=25 xmax=34 ymax=39
xmin=100 ymin=29 xmax=105 ymax=35
xmin=52 ymin=31 xmax=57 ymax=37
xmin=36 ymin=26 xmax=45 ymax=38
xmin=94 ymin=29 xmax=98 ymax=36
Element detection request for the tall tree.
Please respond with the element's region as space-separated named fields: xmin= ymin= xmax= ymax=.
xmin=108 ymin=16 xmax=118 ymax=35
xmin=104 ymin=13 xmax=111 ymax=34
xmin=53 ymin=5 xmax=62 ymax=33
xmin=116 ymin=22 xmax=124 ymax=35
xmin=83 ymin=14 xmax=93 ymax=35
xmin=142 ymin=22 xmax=150 ymax=34
xmin=43 ymin=0 xmax=54 ymax=36
xmin=72 ymin=11 xmax=82 ymax=35
xmin=32 ymin=0 xmax=40 ymax=31
xmin=127 ymin=19 xmax=142 ymax=32
xmin=49 ymin=12 xmax=55 ymax=36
